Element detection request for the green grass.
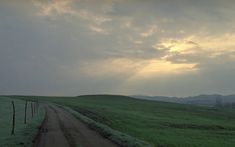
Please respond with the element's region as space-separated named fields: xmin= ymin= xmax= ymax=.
xmin=0 ymin=97 xmax=44 ymax=147
xmin=12 ymin=95 xmax=235 ymax=147
xmin=60 ymin=104 xmax=151 ymax=147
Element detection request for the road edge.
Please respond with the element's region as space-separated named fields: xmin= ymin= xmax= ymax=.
xmin=57 ymin=104 xmax=153 ymax=147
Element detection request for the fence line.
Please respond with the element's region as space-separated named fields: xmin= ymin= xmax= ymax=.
xmin=10 ymin=100 xmax=40 ymax=135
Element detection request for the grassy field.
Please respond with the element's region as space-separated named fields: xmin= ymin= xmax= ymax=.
xmin=0 ymin=97 xmax=44 ymax=147
xmin=13 ymin=95 xmax=235 ymax=147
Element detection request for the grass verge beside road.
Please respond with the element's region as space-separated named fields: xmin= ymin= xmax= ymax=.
xmin=12 ymin=95 xmax=235 ymax=147
xmin=60 ymin=105 xmax=152 ymax=147
xmin=0 ymin=97 xmax=44 ymax=147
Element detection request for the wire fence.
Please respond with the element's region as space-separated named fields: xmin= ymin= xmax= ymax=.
xmin=10 ymin=100 xmax=39 ymax=135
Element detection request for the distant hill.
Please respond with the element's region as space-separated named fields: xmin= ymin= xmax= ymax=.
xmin=132 ymin=95 xmax=182 ymax=103
xmin=132 ymin=94 xmax=235 ymax=107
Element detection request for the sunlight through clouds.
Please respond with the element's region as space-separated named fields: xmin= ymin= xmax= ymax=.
xmin=79 ymin=58 xmax=198 ymax=80
xmin=1 ymin=0 xmax=235 ymax=96
xmin=156 ymin=36 xmax=198 ymax=53
xmin=128 ymin=59 xmax=198 ymax=82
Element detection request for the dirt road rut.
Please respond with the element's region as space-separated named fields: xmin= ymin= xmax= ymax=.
xmin=34 ymin=105 xmax=118 ymax=147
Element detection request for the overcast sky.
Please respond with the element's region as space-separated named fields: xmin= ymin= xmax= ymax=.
xmin=1 ymin=0 xmax=235 ymax=97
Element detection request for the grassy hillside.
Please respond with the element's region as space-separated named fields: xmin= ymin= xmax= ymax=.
xmin=0 ymin=97 xmax=44 ymax=147
xmin=13 ymin=95 xmax=235 ymax=147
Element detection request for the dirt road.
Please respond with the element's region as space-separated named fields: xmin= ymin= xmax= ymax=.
xmin=34 ymin=105 xmax=118 ymax=147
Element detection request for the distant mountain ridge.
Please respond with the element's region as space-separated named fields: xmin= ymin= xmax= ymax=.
xmin=132 ymin=94 xmax=235 ymax=107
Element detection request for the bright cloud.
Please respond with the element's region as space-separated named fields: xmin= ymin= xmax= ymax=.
xmin=156 ymin=36 xmax=198 ymax=53
xmin=140 ymin=25 xmax=158 ymax=38
xmin=33 ymin=0 xmax=76 ymax=16
xmin=129 ymin=60 xmax=198 ymax=82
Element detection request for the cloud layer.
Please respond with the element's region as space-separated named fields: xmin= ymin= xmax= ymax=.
xmin=0 ymin=0 xmax=235 ymax=96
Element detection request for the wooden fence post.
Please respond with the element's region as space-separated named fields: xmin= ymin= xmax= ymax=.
xmin=34 ymin=102 xmax=36 ymax=114
xmin=33 ymin=102 xmax=35 ymax=115
xmin=36 ymin=100 xmax=39 ymax=114
xmin=24 ymin=101 xmax=27 ymax=124
xmin=11 ymin=101 xmax=15 ymax=135
xmin=31 ymin=102 xmax=34 ymax=118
